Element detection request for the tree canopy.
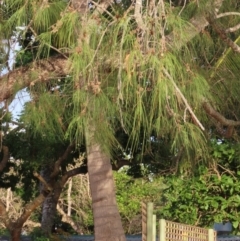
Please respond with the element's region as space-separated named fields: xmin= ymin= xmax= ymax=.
xmin=0 ymin=0 xmax=240 ymax=240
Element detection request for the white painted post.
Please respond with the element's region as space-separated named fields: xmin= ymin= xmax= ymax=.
xmin=159 ymin=219 xmax=166 ymax=241
xmin=152 ymin=214 xmax=156 ymax=241
xmin=208 ymin=229 xmax=215 ymax=241
xmin=147 ymin=202 xmax=153 ymax=241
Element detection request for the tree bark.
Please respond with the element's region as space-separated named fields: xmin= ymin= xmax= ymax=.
xmin=40 ymin=164 xmax=66 ymax=236
xmin=86 ymin=129 xmax=126 ymax=241
xmin=40 ymin=164 xmax=88 ymax=235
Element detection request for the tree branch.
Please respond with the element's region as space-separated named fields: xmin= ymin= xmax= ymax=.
xmin=50 ymin=142 xmax=76 ymax=178
xmin=166 ymin=0 xmax=224 ymax=50
xmin=61 ymin=165 xmax=88 ymax=186
xmin=208 ymin=18 xmax=240 ymax=53
xmin=33 ymin=172 xmax=52 ymax=192
xmin=56 ymin=203 xmax=83 ymax=235
xmin=203 ymin=101 xmax=240 ymax=126
xmin=15 ymin=193 xmax=47 ymax=229
xmin=0 ymin=200 xmax=10 ymax=229
xmin=225 ymin=23 xmax=240 ymax=33
xmin=134 ymin=0 xmax=146 ymax=31
xmin=217 ymin=12 xmax=240 ymax=18
xmin=0 ymin=0 xmax=225 ymax=106
xmin=0 ymin=56 xmax=68 ymax=102
xmin=0 ymin=146 xmax=9 ymax=173
xmin=163 ymin=68 xmax=205 ymax=131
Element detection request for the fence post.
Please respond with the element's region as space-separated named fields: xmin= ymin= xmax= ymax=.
xmin=147 ymin=202 xmax=153 ymax=241
xmin=159 ymin=219 xmax=166 ymax=241
xmin=152 ymin=214 xmax=156 ymax=241
xmin=142 ymin=202 xmax=147 ymax=241
xmin=208 ymin=229 xmax=215 ymax=241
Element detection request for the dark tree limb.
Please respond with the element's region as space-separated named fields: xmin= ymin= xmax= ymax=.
xmin=203 ymin=101 xmax=240 ymax=126
xmin=203 ymin=101 xmax=240 ymax=138
xmin=60 ymin=165 xmax=88 ymax=187
xmin=50 ymin=142 xmax=76 ymax=178
xmin=0 ymin=146 xmax=10 ymax=173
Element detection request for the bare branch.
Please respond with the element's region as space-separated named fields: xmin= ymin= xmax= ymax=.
xmin=57 ymin=203 xmax=83 ymax=234
xmin=134 ymin=0 xmax=146 ymax=31
xmin=225 ymin=23 xmax=240 ymax=33
xmin=217 ymin=12 xmax=240 ymax=18
xmin=33 ymin=172 xmax=52 ymax=191
xmin=0 ymin=200 xmax=10 ymax=228
xmin=163 ymin=69 xmax=205 ymax=131
xmin=178 ymin=0 xmax=187 ymax=16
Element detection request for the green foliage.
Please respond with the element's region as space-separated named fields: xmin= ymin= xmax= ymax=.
xmin=158 ymin=141 xmax=240 ymax=234
xmin=114 ymin=172 xmax=164 ymax=233
xmin=0 ymin=228 xmax=9 ymax=236
xmin=30 ymin=228 xmax=50 ymax=241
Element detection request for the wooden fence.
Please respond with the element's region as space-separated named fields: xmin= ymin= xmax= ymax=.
xmin=142 ymin=202 xmax=217 ymax=241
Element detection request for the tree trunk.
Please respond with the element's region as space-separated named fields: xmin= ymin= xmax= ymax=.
xmin=41 ymin=192 xmax=58 ymax=235
xmin=86 ymin=132 xmax=126 ymax=241
xmin=40 ymin=166 xmax=62 ymax=236
xmin=9 ymin=227 xmax=22 ymax=241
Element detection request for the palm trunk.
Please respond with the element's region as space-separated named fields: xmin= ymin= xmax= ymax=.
xmin=86 ymin=132 xmax=126 ymax=241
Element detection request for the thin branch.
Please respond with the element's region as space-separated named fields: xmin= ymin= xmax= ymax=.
xmin=163 ymin=68 xmax=205 ymax=131
xmin=33 ymin=172 xmax=52 ymax=191
xmin=217 ymin=163 xmax=237 ymax=179
xmin=91 ymin=1 xmax=115 ymax=19
xmin=0 ymin=200 xmax=10 ymax=228
xmin=134 ymin=0 xmax=146 ymax=31
xmin=217 ymin=12 xmax=240 ymax=18
xmin=57 ymin=203 xmax=83 ymax=234
xmin=225 ymin=23 xmax=240 ymax=33
xmin=67 ymin=178 xmax=72 ymax=216
xmin=208 ymin=17 xmax=240 ymax=53
xmin=178 ymin=0 xmax=187 ymax=16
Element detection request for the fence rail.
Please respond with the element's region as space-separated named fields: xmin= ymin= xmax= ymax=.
xmin=142 ymin=202 xmax=217 ymax=241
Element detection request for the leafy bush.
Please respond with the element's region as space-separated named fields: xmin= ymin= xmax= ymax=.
xmin=158 ymin=166 xmax=240 ymax=234
xmin=114 ymin=172 xmax=164 ymax=234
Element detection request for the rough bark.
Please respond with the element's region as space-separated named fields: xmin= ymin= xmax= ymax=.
xmin=86 ymin=129 xmax=126 ymax=241
xmin=40 ymin=164 xmax=88 ymax=236
xmin=0 ymin=56 xmax=68 ymax=102
xmin=40 ymin=165 xmax=57 ymax=236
